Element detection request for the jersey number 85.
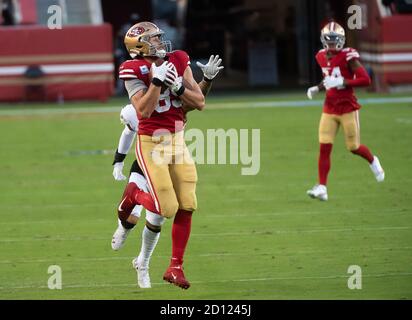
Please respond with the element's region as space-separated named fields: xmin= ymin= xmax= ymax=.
xmin=156 ymin=89 xmax=182 ymax=113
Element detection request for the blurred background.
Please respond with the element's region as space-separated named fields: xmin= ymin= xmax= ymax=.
xmin=1 ymin=0 xmax=412 ymax=102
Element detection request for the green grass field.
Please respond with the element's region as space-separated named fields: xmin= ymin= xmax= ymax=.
xmin=0 ymin=91 xmax=411 ymax=299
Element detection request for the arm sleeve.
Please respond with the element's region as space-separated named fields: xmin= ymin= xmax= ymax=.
xmin=346 ymin=65 xmax=371 ymax=87
xmin=117 ymin=126 xmax=136 ymax=155
xmin=125 ymin=79 xmax=147 ymax=98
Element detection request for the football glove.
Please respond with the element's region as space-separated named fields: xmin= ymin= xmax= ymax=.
xmin=323 ymin=76 xmax=344 ymax=90
xmin=196 ymin=55 xmax=224 ymax=81
xmin=113 ymin=162 xmax=127 ymax=181
xmin=151 ymin=61 xmax=173 ymax=82
xmin=307 ymin=86 xmax=319 ymax=100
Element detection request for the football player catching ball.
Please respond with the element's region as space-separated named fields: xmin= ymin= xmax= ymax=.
xmin=110 ymin=54 xmax=223 ymax=289
xmin=115 ymin=21 xmax=213 ymax=289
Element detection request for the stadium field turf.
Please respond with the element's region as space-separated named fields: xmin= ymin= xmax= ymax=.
xmin=0 ymin=91 xmax=411 ymax=299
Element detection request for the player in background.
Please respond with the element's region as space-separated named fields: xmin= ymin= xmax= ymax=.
xmin=306 ymin=22 xmax=385 ymax=201
xmin=111 ymin=55 xmax=223 ymax=288
xmin=116 ymin=21 xmax=206 ymax=289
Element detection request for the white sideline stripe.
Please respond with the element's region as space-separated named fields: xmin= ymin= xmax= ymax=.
xmin=360 ymin=51 xmax=412 ymax=63
xmin=1 ymin=246 xmax=411 ymax=265
xmin=0 ymin=207 xmax=407 ymax=225
xmin=0 ymin=226 xmax=409 ymax=243
xmin=0 ymin=63 xmax=114 ymax=76
xmin=1 ymin=96 xmax=412 ymax=117
xmin=1 ymin=272 xmax=412 ymax=290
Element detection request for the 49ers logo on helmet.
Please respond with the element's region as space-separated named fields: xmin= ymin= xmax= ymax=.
xmin=127 ymin=26 xmax=145 ymax=37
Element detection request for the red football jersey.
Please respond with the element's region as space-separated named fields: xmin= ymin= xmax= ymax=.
xmin=316 ymin=47 xmax=361 ymax=115
xmin=119 ymin=50 xmax=190 ymax=135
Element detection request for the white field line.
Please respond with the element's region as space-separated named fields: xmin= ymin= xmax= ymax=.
xmin=0 ymin=96 xmax=411 ymax=117
xmin=1 ymin=272 xmax=412 ymax=291
xmin=0 ymin=226 xmax=409 ymax=243
xmin=0 ymin=207 xmax=408 ymax=225
xmin=0 ymin=246 xmax=411 ymax=265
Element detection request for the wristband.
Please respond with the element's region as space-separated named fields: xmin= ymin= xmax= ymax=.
xmin=203 ymin=76 xmax=213 ymax=83
xmin=112 ymin=149 xmax=126 ymax=165
xmin=175 ymin=85 xmax=185 ymax=96
xmin=151 ymin=78 xmax=163 ymax=87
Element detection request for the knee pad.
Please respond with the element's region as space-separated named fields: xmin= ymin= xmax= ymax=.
xmin=179 ymin=191 xmax=197 ymax=212
xmin=160 ymin=201 xmax=179 ymax=218
xmin=146 ymin=210 xmax=165 ymax=226
xmin=347 ymin=141 xmax=360 ymax=152
xmin=130 ymin=205 xmax=143 ymax=219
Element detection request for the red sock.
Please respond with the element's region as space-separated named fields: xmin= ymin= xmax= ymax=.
xmin=351 ymin=145 xmax=374 ymax=164
xmin=133 ymin=188 xmax=159 ymax=214
xmin=319 ymin=143 xmax=333 ymax=185
xmin=171 ymin=209 xmax=193 ymax=266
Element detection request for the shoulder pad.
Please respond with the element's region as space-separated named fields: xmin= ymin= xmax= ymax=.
xmin=345 ymin=48 xmax=360 ymax=61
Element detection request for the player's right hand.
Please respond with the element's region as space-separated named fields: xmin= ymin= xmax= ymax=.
xmin=151 ymin=61 xmax=174 ymax=82
xmin=113 ymin=162 xmax=127 ymax=181
xmin=307 ymin=86 xmax=319 ymax=100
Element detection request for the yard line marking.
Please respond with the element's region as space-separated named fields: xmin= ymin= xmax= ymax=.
xmin=0 ymin=96 xmax=411 ymax=117
xmin=1 ymin=246 xmax=411 ymax=265
xmin=0 ymin=208 xmax=408 ymax=225
xmin=0 ymin=226 xmax=409 ymax=243
xmin=1 ymin=272 xmax=412 ymax=290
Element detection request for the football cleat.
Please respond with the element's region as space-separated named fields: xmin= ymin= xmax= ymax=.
xmin=111 ymin=219 xmax=132 ymax=251
xmin=163 ymin=264 xmax=190 ymax=290
xmin=307 ymin=184 xmax=328 ymax=201
xmin=369 ymin=156 xmax=385 ymax=182
xmin=132 ymin=257 xmax=151 ymax=289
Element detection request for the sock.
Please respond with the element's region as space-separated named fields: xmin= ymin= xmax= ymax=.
xmin=351 ymin=144 xmax=374 ymax=164
xmin=319 ymin=143 xmax=333 ymax=186
xmin=170 ymin=209 xmax=193 ymax=266
xmin=138 ymin=226 xmax=160 ymax=268
xmin=133 ymin=188 xmax=160 ymax=214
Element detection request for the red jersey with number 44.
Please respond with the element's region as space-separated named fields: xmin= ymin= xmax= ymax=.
xmin=119 ymin=50 xmax=190 ymax=135
xmin=316 ymin=47 xmax=361 ymax=115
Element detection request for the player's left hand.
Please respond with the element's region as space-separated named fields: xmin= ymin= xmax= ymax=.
xmin=196 ymin=55 xmax=224 ymax=81
xmin=323 ymin=76 xmax=344 ymax=90
xmin=113 ymin=162 xmax=127 ymax=181
xmin=307 ymin=86 xmax=319 ymax=100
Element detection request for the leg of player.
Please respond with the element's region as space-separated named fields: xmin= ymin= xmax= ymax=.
xmin=111 ymin=206 xmax=141 ymax=251
xmin=132 ymin=211 xmax=165 ymax=288
xmin=163 ymin=141 xmax=197 ymax=289
xmin=163 ymin=209 xmax=193 ymax=289
xmin=307 ymin=113 xmax=338 ymax=201
xmin=342 ymin=111 xmax=385 ymax=182
xmin=112 ymin=169 xmax=149 ymax=250
xmin=351 ymin=145 xmax=384 ymax=182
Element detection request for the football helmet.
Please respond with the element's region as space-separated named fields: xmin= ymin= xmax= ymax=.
xmin=320 ymin=22 xmax=345 ymax=52
xmin=124 ymin=22 xmax=172 ymax=59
